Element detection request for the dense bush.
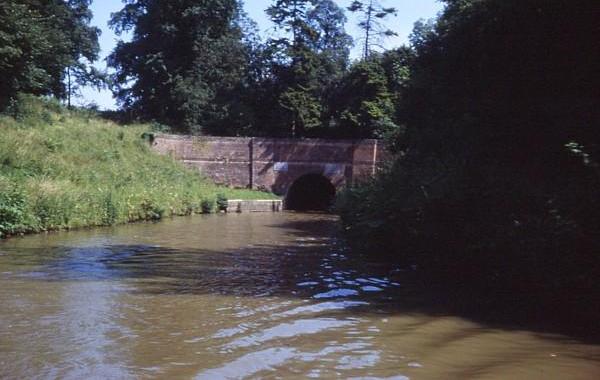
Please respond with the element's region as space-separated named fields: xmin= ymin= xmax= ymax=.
xmin=0 ymin=181 xmax=29 ymax=237
xmin=337 ymin=0 xmax=600 ymax=303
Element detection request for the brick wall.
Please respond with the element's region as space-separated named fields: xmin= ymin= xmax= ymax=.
xmin=152 ymin=134 xmax=388 ymax=195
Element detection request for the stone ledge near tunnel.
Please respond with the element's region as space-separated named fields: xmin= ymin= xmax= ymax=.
xmin=226 ymin=199 xmax=283 ymax=213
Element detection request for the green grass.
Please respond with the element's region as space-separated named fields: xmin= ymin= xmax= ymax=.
xmin=0 ymin=95 xmax=277 ymax=238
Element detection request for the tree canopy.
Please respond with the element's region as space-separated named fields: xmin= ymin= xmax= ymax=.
xmin=108 ymin=0 xmax=247 ymax=133
xmin=104 ymin=0 xmax=399 ymax=138
xmin=0 ymin=0 xmax=100 ymax=109
xmin=0 ymin=0 xmax=406 ymax=139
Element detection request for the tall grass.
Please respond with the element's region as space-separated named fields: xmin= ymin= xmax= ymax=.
xmin=0 ymin=95 xmax=276 ymax=238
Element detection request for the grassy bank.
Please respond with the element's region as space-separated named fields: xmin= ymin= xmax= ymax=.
xmin=0 ymin=96 xmax=277 ymax=238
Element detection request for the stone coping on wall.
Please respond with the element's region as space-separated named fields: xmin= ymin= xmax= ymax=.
xmin=226 ymin=199 xmax=283 ymax=213
xmin=153 ymin=133 xmax=380 ymax=145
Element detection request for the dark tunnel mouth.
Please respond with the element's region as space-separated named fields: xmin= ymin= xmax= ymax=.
xmin=285 ymin=174 xmax=336 ymax=211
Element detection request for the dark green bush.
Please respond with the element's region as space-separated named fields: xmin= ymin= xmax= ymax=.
xmin=216 ymin=193 xmax=228 ymax=212
xmin=0 ymin=183 xmax=29 ymax=237
xmin=139 ymin=198 xmax=164 ymax=220
xmin=102 ymin=193 xmax=119 ymax=225
xmin=201 ymin=199 xmax=215 ymax=214
xmin=3 ymin=94 xmax=55 ymax=125
xmin=33 ymin=193 xmax=74 ymax=230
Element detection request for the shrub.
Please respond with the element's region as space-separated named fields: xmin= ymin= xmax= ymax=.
xmin=33 ymin=193 xmax=73 ymax=229
xmin=2 ymin=94 xmax=55 ymax=125
xmin=216 ymin=193 xmax=228 ymax=212
xmin=140 ymin=198 xmax=164 ymax=221
xmin=0 ymin=181 xmax=29 ymax=237
xmin=102 ymin=192 xmax=119 ymax=225
xmin=200 ymin=199 xmax=215 ymax=214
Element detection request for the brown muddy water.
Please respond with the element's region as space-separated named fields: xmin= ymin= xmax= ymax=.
xmin=0 ymin=213 xmax=599 ymax=379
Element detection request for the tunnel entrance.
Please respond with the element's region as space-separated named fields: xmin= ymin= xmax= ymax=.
xmin=285 ymin=174 xmax=336 ymax=211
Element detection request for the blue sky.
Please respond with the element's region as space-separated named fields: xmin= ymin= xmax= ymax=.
xmin=79 ymin=0 xmax=444 ymax=110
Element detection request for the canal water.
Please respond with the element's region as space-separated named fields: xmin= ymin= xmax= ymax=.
xmin=1 ymin=213 xmax=599 ymax=379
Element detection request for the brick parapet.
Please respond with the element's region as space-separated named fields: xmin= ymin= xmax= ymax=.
xmin=152 ymin=134 xmax=391 ymax=194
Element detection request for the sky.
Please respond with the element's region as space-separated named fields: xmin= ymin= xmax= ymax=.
xmin=79 ymin=0 xmax=444 ymax=110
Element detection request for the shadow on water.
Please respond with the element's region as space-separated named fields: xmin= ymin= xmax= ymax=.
xmin=3 ymin=216 xmax=600 ymax=345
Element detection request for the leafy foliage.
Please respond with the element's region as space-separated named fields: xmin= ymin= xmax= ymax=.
xmin=0 ymin=0 xmax=408 ymax=140
xmin=264 ymin=0 xmax=327 ymax=137
xmin=338 ymin=0 xmax=600 ymax=303
xmin=308 ymin=0 xmax=353 ymax=77
xmin=104 ymin=0 xmax=404 ymax=139
xmin=0 ymin=181 xmax=29 ymax=238
xmin=330 ymin=59 xmax=398 ymax=138
xmin=108 ymin=0 xmax=248 ymax=133
xmin=0 ymin=0 xmax=101 ymax=109
xmin=216 ymin=193 xmax=229 ymax=212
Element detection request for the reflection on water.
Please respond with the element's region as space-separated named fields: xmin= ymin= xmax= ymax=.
xmin=0 ymin=213 xmax=599 ymax=379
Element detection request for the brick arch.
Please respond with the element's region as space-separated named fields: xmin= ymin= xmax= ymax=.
xmin=270 ymin=164 xmax=349 ymax=196
xmin=284 ymin=173 xmax=337 ymax=211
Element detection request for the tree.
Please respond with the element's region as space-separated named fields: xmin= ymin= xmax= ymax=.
xmin=379 ymin=46 xmax=415 ymax=129
xmin=330 ymin=58 xmax=398 ymax=139
xmin=347 ymin=0 xmax=397 ymax=60
xmin=63 ymin=0 xmax=105 ymax=108
xmin=262 ymin=0 xmax=354 ymax=137
xmin=308 ymin=0 xmax=353 ymax=76
xmin=0 ymin=0 xmax=100 ymax=109
xmin=266 ymin=0 xmax=315 ymax=51
xmin=108 ymin=0 xmax=247 ymax=133
xmin=265 ymin=0 xmax=323 ymax=137
xmin=205 ymin=8 xmax=265 ymax=136
xmin=0 ymin=1 xmax=50 ymax=109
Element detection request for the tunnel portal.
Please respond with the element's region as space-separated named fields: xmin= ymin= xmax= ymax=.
xmin=285 ymin=174 xmax=336 ymax=211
